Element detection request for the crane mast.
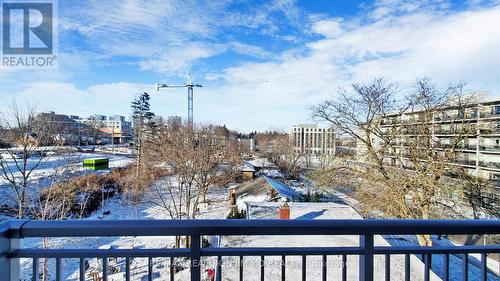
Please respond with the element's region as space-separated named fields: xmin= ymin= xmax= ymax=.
xmin=156 ymin=74 xmax=202 ymax=128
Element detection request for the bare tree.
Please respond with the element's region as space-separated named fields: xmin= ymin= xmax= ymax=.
xmin=150 ymin=125 xmax=240 ymax=247
xmin=264 ymin=133 xmax=304 ymax=179
xmin=312 ymin=78 xmax=401 ymax=180
xmin=84 ymin=118 xmax=105 ymax=145
xmin=312 ymin=78 xmax=491 ymax=246
xmin=0 ymin=103 xmax=55 ymax=218
xmin=28 ymin=152 xmax=81 ymax=281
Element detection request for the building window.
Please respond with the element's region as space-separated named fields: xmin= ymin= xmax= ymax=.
xmin=495 ymin=106 xmax=500 ymax=115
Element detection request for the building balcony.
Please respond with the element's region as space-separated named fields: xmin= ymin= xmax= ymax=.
xmin=479 ymin=145 xmax=500 ymax=152
xmin=480 ymin=112 xmax=500 ymax=119
xmin=1 ymin=219 xmax=499 ymax=281
xmin=452 ymin=159 xmax=478 ymax=167
xmin=456 ymin=145 xmax=477 ymax=151
xmin=480 ymin=161 xmax=500 ymax=170
xmin=479 ymin=127 xmax=500 ymax=135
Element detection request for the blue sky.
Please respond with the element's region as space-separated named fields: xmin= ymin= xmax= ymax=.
xmin=1 ymin=0 xmax=500 ymax=132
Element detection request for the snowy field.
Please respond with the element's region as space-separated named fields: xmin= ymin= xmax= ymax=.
xmin=5 ymin=171 xmax=498 ymax=280
xmin=0 ymin=152 xmax=134 ymax=220
xmin=233 ymin=202 xmax=440 ymax=281
xmin=18 ymin=184 xmax=230 ymax=281
xmin=0 ymin=152 xmax=133 ymax=186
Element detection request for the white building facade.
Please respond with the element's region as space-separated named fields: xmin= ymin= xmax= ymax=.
xmin=363 ymin=97 xmax=500 ymax=189
xmin=290 ymin=124 xmax=335 ymax=155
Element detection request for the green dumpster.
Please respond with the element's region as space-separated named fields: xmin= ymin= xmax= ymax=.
xmin=83 ymin=158 xmax=109 ymax=170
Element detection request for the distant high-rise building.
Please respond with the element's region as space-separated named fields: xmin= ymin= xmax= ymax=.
xmin=290 ymin=124 xmax=335 ymax=155
xmin=108 ymin=115 xmax=126 ymax=122
xmin=88 ymin=114 xmax=106 ymax=121
xmin=81 ymin=115 xmax=132 ymax=144
xmin=151 ymin=116 xmax=165 ymax=126
xmin=167 ymin=116 xmax=182 ymax=127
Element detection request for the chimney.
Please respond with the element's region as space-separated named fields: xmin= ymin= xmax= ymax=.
xmin=279 ymin=200 xmax=290 ymax=219
xmin=228 ymin=187 xmax=236 ymax=206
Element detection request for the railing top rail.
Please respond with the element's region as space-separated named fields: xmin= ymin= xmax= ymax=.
xmin=1 ymin=219 xmax=499 ymax=238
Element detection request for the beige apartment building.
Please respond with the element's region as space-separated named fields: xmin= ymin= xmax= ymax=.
xmin=362 ymin=97 xmax=500 ymax=188
xmin=290 ymin=124 xmax=335 ymax=155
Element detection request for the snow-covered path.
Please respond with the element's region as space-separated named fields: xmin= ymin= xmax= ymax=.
xmin=216 ymin=202 xmax=440 ymax=281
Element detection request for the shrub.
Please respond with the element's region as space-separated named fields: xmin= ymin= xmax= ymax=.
xmin=226 ymin=209 xmax=247 ymax=219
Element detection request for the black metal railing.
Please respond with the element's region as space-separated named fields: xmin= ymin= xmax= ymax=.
xmin=479 ymin=145 xmax=500 ymax=152
xmin=1 ymin=219 xmax=499 ymax=281
xmin=480 ymin=112 xmax=500 ymax=119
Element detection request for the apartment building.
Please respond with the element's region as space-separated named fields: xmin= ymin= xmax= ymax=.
xmin=290 ymin=124 xmax=335 ymax=155
xmin=167 ymin=115 xmax=182 ymax=127
xmin=80 ymin=115 xmax=132 ymax=144
xmin=367 ymin=97 xmax=500 ymax=187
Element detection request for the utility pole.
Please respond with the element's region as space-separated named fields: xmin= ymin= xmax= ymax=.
xmin=156 ymin=73 xmax=202 ymax=128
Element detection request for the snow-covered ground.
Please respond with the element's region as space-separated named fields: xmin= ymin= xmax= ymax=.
xmin=0 ymin=152 xmax=133 ymax=187
xmin=229 ymin=202 xmax=440 ymax=281
xmin=8 ymin=173 xmax=499 ymax=281
xmin=325 ymin=189 xmax=500 ymax=281
xmin=0 ymin=152 xmax=134 ymax=219
xmin=18 ymin=185 xmax=230 ymax=281
xmin=384 ymin=234 xmax=500 ymax=281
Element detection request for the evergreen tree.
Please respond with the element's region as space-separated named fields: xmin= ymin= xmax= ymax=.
xmin=130 ymin=92 xmax=155 ymax=218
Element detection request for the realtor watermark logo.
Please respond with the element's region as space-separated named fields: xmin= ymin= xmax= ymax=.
xmin=1 ymin=0 xmax=58 ymax=69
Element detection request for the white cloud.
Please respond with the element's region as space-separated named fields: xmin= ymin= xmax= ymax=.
xmin=196 ymin=3 xmax=500 ymax=130
xmin=229 ymin=42 xmax=274 ymax=59
xmin=59 ymin=0 xmax=304 ymax=75
xmin=139 ymin=42 xmax=226 ymax=75
xmin=312 ymin=19 xmax=344 ymax=38
xmin=7 ymin=82 xmax=151 ymax=118
xmin=4 ymin=1 xmax=500 ymax=132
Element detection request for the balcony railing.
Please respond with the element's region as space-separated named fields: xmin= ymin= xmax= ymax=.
xmin=1 ymin=219 xmax=499 ymax=281
xmin=480 ymin=112 xmax=500 ymax=119
xmin=479 ymin=145 xmax=500 ymax=152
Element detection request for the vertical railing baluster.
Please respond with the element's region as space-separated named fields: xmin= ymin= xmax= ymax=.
xmin=444 ymin=254 xmax=449 ymax=281
xmin=360 ymin=234 xmax=374 ymax=281
xmin=302 ymin=255 xmax=306 ymax=281
xmin=260 ymin=255 xmax=265 ymax=281
xmin=125 ymin=257 xmax=130 ymax=281
xmin=404 ymin=254 xmax=410 ymax=281
xmin=0 ymin=220 xmax=23 ymax=281
xmin=480 ymin=253 xmax=487 ymax=281
xmin=239 ymin=256 xmax=243 ymax=281
xmin=322 ymin=255 xmax=327 ymax=281
xmin=170 ymin=257 xmax=175 ymax=281
xmin=216 ymin=255 xmax=222 ymax=281
xmin=32 ymin=258 xmax=39 ymax=281
xmin=424 ymin=254 xmax=431 ymax=281
xmin=281 ymin=255 xmax=286 ymax=281
xmin=79 ymin=257 xmax=85 ymax=281
xmin=56 ymin=258 xmax=62 ymax=281
xmin=385 ymin=254 xmax=390 ymax=281
xmin=148 ymin=257 xmax=153 ymax=281
xmin=102 ymin=257 xmax=108 ymax=281
xmin=342 ymin=255 xmax=347 ymax=281
xmin=191 ymin=235 xmax=201 ymax=281
xmin=463 ymin=254 xmax=468 ymax=281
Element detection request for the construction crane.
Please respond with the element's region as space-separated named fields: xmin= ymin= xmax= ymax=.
xmin=156 ymin=74 xmax=202 ymax=128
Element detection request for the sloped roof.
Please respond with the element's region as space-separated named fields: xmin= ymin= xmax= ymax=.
xmin=236 ymin=177 xmax=269 ymax=197
xmin=238 ymin=163 xmax=255 ymax=172
xmin=264 ymin=176 xmax=302 ymax=201
xmin=245 ymin=158 xmax=276 ymax=169
xmin=236 ymin=176 xmax=302 ymax=202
